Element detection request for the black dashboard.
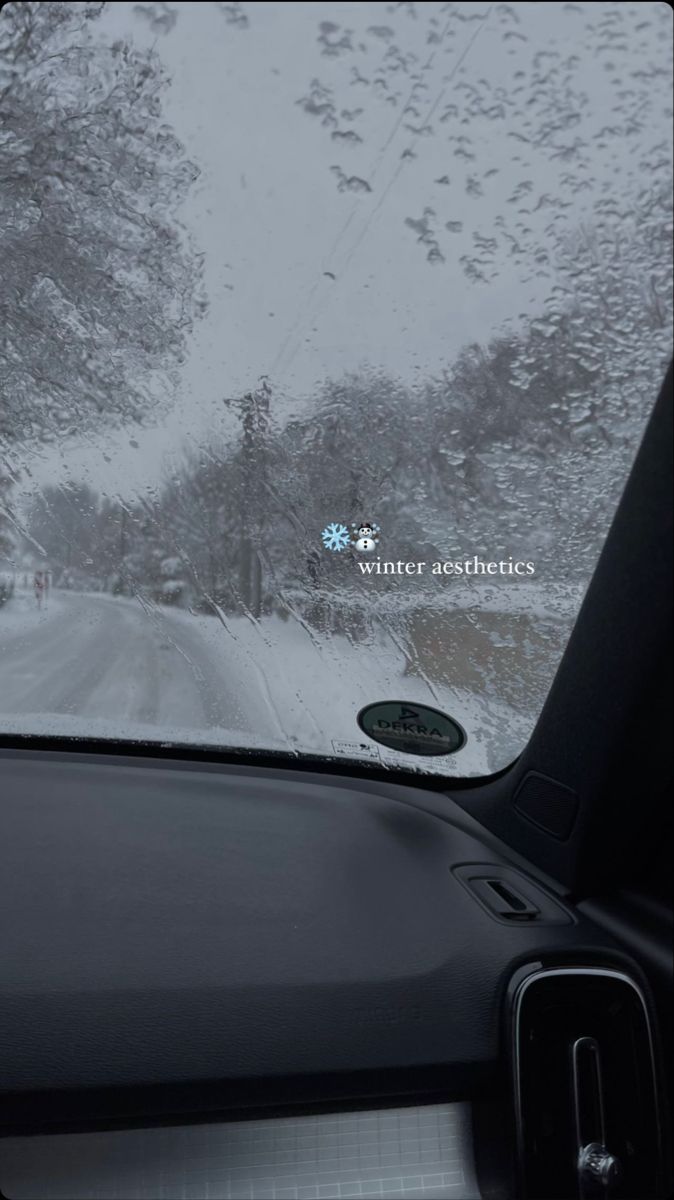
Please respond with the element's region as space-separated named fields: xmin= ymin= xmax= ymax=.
xmin=0 ymin=748 xmax=668 ymax=1198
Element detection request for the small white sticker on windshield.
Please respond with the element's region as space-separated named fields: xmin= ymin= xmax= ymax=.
xmin=332 ymin=739 xmax=381 ymax=762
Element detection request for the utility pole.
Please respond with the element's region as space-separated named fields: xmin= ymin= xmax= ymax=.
xmin=225 ymin=377 xmax=271 ymax=618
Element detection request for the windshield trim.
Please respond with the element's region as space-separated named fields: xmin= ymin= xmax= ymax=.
xmin=0 ymin=732 xmax=520 ymax=792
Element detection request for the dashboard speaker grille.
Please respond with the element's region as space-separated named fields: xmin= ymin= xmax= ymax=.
xmin=513 ymin=772 xmax=579 ymax=840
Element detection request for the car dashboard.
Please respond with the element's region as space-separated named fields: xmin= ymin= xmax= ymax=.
xmin=0 ymin=749 xmax=668 ymax=1199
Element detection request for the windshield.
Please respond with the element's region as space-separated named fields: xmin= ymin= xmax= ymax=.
xmin=1 ymin=1 xmax=672 ymax=776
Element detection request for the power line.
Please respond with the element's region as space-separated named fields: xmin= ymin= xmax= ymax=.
xmin=267 ymin=10 xmax=459 ymax=383
xmin=272 ymin=7 xmax=493 ymax=386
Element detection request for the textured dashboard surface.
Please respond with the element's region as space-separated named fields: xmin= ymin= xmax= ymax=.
xmin=0 ymin=751 xmax=611 ymax=1122
xmin=0 ymin=1103 xmax=480 ymax=1200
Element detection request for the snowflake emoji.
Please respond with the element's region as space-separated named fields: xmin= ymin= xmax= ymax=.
xmin=321 ymin=522 xmax=351 ymax=552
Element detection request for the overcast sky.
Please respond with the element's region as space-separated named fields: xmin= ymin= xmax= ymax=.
xmin=17 ymin=0 xmax=673 ymax=502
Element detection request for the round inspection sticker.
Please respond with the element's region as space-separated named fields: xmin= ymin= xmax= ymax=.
xmin=357 ymin=700 xmax=466 ymax=757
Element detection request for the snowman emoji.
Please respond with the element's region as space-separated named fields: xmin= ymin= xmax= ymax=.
xmin=353 ymin=521 xmax=380 ymax=553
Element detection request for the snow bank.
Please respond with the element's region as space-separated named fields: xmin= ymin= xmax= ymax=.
xmin=161 ymin=603 xmax=531 ymax=776
xmin=1 ymin=587 xmax=547 ymax=776
xmin=283 ymin=579 xmax=586 ymax=622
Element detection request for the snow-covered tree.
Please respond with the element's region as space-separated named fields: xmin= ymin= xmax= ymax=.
xmin=0 ymin=1 xmax=205 ymax=451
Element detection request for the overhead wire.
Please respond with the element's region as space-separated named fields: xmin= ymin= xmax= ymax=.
xmin=269 ymin=6 xmax=493 ymax=388
xmin=267 ymin=10 xmax=458 ymax=383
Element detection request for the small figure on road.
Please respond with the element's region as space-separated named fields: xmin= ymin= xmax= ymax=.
xmin=33 ymin=569 xmax=45 ymax=611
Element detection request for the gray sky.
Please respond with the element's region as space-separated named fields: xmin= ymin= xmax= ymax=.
xmin=17 ymin=0 xmax=673 ymax=502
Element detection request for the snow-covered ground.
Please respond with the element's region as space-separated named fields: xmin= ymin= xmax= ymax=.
xmin=0 ymin=587 xmax=69 ymax=633
xmin=0 ymin=584 xmax=578 ymax=776
xmin=284 ymin=579 xmax=586 ymax=622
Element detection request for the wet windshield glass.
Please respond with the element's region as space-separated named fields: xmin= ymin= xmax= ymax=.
xmin=0 ymin=1 xmax=672 ymax=776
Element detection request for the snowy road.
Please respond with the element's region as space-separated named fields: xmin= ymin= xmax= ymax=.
xmin=0 ymin=587 xmax=541 ymax=775
xmin=0 ymin=590 xmax=249 ymax=737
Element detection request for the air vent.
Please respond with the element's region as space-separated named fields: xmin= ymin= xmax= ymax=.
xmin=509 ymin=967 xmax=664 ymax=1200
xmin=471 ymin=877 xmax=540 ymax=920
xmin=452 ymin=864 xmax=572 ymax=925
